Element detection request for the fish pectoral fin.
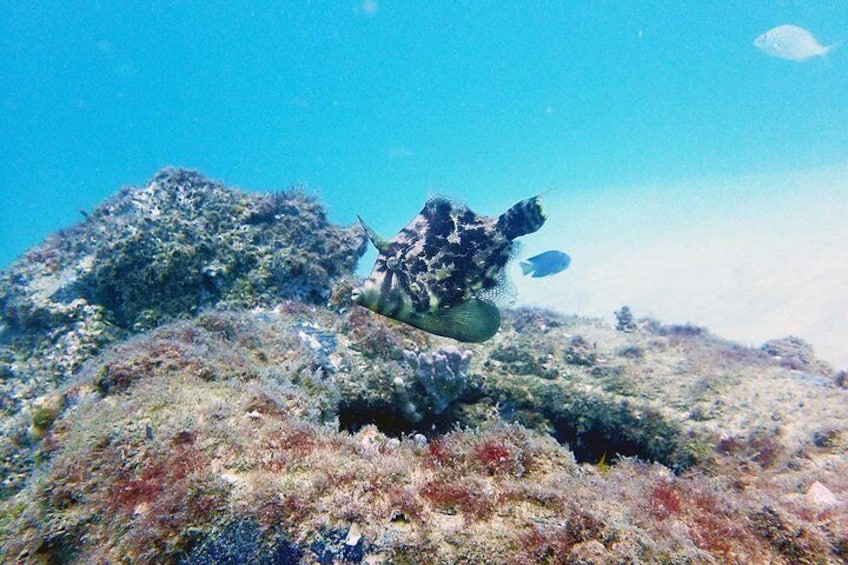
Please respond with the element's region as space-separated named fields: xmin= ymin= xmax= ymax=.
xmin=357 ymin=216 xmax=392 ymax=254
xmin=409 ymin=299 xmax=501 ymax=343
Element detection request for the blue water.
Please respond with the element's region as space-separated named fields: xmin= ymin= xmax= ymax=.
xmin=2 ymin=3 xmax=847 ymax=364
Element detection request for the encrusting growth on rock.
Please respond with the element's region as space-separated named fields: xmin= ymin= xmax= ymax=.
xmin=0 ymin=170 xmax=846 ymax=564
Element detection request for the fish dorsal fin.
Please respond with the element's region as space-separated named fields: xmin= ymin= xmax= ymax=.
xmin=357 ymin=216 xmax=392 ymax=254
xmin=497 ymin=196 xmax=546 ymax=240
xmin=410 ymin=298 xmax=501 ymax=343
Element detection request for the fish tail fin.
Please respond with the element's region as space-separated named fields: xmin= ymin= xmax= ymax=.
xmin=497 ymin=196 xmax=546 ymax=240
xmin=519 ymin=260 xmax=534 ymax=275
xmin=821 ymin=39 xmax=843 ymax=66
xmin=826 ymin=39 xmax=844 ymax=54
xmin=407 ymin=299 xmax=500 ymax=343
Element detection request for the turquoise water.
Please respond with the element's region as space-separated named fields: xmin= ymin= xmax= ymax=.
xmin=2 ymin=3 xmax=847 ymax=362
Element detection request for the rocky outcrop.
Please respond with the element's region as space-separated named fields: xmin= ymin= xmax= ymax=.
xmin=0 ymin=171 xmax=846 ymax=564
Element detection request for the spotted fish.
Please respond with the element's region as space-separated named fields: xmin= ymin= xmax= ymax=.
xmin=352 ymin=196 xmax=545 ymax=342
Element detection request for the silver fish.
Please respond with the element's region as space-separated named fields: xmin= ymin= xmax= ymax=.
xmin=352 ymin=196 xmax=545 ymax=342
xmin=754 ymin=25 xmax=840 ymax=62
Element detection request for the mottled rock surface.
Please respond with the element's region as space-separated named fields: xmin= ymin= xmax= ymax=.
xmin=0 ymin=169 xmax=365 ymax=494
xmin=0 ymin=171 xmax=846 ymax=564
xmin=1 ymin=169 xmax=364 ymax=372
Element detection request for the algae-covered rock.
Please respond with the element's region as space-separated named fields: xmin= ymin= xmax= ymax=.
xmin=1 ymin=171 xmax=847 ymax=564
xmin=4 ymin=303 xmax=846 ymax=564
xmin=0 ymin=167 xmax=366 ymax=386
xmin=0 ymin=169 xmax=365 ymax=498
xmin=761 ymin=335 xmax=834 ymax=374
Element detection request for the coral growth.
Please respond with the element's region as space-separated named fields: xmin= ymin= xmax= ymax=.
xmin=403 ymin=346 xmax=473 ymax=415
xmin=614 ymin=305 xmax=637 ymax=332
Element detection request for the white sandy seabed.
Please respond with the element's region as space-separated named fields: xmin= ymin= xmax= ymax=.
xmin=515 ymin=163 xmax=848 ymax=370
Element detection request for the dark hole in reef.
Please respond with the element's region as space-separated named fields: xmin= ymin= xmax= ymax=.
xmin=512 ymin=386 xmax=693 ymax=470
xmin=553 ymin=424 xmax=645 ymax=465
xmin=339 ymin=395 xmax=692 ymax=470
xmin=32 ymin=531 xmax=80 ymax=565
xmin=337 ymin=400 xmax=463 ymax=438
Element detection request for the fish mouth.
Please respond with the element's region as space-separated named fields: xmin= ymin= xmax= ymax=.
xmin=351 ymin=280 xmax=381 ymax=307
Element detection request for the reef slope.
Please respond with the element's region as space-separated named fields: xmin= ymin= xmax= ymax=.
xmin=1 ymin=170 xmax=846 ymax=564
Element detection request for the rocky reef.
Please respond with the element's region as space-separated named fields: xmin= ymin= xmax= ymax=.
xmin=1 ymin=170 xmax=846 ymax=564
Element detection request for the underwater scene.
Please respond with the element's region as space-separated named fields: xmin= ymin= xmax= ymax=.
xmin=1 ymin=4 xmax=847 ymax=564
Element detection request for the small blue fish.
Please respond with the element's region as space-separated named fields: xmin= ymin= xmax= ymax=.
xmin=520 ymin=250 xmax=571 ymax=278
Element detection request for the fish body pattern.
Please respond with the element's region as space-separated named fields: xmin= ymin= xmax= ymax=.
xmin=754 ymin=24 xmax=840 ymax=61
xmin=520 ymin=250 xmax=571 ymax=278
xmin=352 ymin=196 xmax=545 ymax=342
